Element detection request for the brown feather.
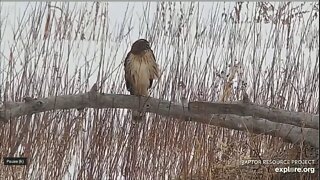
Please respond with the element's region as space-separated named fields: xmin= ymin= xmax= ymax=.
xmin=124 ymin=39 xmax=160 ymax=122
xmin=124 ymin=47 xmax=159 ymax=96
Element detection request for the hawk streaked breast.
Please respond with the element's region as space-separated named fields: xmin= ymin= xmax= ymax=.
xmin=124 ymin=39 xmax=160 ymax=121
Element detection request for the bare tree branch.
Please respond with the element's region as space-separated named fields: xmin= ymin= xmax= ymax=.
xmin=189 ymin=101 xmax=319 ymax=130
xmin=0 ymin=86 xmax=318 ymax=148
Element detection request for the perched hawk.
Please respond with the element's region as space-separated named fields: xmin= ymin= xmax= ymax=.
xmin=124 ymin=39 xmax=160 ymax=121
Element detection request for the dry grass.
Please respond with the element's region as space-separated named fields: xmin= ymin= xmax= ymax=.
xmin=0 ymin=2 xmax=319 ymax=179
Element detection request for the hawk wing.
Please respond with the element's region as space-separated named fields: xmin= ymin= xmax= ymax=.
xmin=148 ymin=50 xmax=157 ymax=88
xmin=124 ymin=52 xmax=134 ymax=95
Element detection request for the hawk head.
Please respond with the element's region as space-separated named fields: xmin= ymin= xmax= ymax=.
xmin=130 ymin=39 xmax=151 ymax=55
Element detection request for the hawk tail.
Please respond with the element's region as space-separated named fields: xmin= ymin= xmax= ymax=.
xmin=132 ymin=110 xmax=145 ymax=122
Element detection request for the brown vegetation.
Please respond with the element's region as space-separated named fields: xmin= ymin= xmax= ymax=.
xmin=0 ymin=2 xmax=319 ymax=179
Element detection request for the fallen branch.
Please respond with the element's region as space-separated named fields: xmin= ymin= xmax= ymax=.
xmin=0 ymin=85 xmax=318 ymax=148
xmin=188 ymin=101 xmax=319 ymax=130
